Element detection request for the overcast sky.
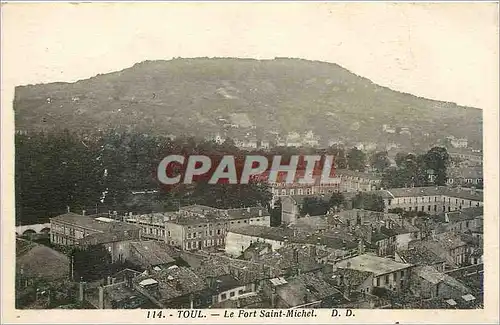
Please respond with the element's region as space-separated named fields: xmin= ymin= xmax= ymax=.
xmin=2 ymin=2 xmax=498 ymax=109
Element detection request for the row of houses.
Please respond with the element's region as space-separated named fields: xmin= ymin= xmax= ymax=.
xmin=49 ymin=205 xmax=271 ymax=256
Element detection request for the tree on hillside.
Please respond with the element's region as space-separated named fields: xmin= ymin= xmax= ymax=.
xmin=424 ymin=146 xmax=450 ymax=186
xmin=395 ymin=152 xmax=408 ymax=168
xmin=300 ymin=197 xmax=330 ymax=216
xmin=347 ymin=147 xmax=366 ymax=172
xmin=329 ymin=192 xmax=345 ymax=211
xmin=370 ymin=151 xmax=391 ymax=173
xmin=270 ymin=198 xmax=282 ymax=227
xmin=70 ymin=245 xmax=112 ymax=281
xmin=352 ymin=192 xmax=385 ymax=212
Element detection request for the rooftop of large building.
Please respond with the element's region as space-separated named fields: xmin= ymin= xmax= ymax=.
xmin=228 ymin=225 xmax=359 ymax=250
xmin=335 ymin=254 xmax=413 ymax=277
xmin=51 ymin=212 xmax=139 ymax=233
xmin=375 ymin=186 xmax=483 ymax=201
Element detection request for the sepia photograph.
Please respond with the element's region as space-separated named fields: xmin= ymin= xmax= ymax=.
xmin=1 ymin=1 xmax=498 ymax=324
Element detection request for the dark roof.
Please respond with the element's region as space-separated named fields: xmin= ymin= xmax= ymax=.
xmin=130 ymin=241 xmax=176 ymax=267
xmin=397 ymin=247 xmax=445 ymax=265
xmin=134 ymin=266 xmax=207 ymax=302
xmin=229 ymin=225 xmax=358 ymax=250
xmin=275 ymin=273 xmax=341 ymax=307
xmin=213 ymin=274 xmax=243 ymax=292
xmin=334 ymin=268 xmax=373 ymax=288
xmin=257 ymin=245 xmax=323 ymax=273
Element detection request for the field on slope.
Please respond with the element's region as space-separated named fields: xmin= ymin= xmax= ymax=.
xmin=14 ymin=58 xmax=482 ymax=145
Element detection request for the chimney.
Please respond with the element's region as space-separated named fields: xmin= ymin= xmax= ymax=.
xmin=259 ymin=209 xmax=263 ymax=217
xmin=82 ymin=210 xmax=86 ymax=216
xmin=411 ymin=217 xmax=417 ymax=226
xmin=247 ymin=207 xmax=251 ymax=213
xmin=107 ymin=276 xmax=112 ymax=286
xmin=271 ymin=289 xmax=277 ymax=308
xmin=67 ymin=206 xmax=71 ymax=213
xmin=310 ymin=245 xmax=317 ymax=259
xmin=78 ymin=281 xmax=85 ymax=302
xmin=445 ymin=213 xmax=450 ymax=223
xmin=98 ymin=286 xmax=104 ymax=309
xmin=358 ymin=239 xmax=365 ymax=255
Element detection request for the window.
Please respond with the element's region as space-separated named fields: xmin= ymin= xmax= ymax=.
xmin=187 ymin=242 xmax=191 ymax=249
xmin=428 ymin=205 xmax=431 ymax=211
xmin=230 ymin=292 xmax=235 ymax=297
xmin=376 ymin=277 xmax=380 ymax=286
xmin=210 ymin=230 xmax=213 ymax=236
xmin=385 ymin=275 xmax=389 ymax=283
xmin=244 ymin=220 xmax=247 ymax=223
xmin=400 ymin=270 xmax=404 ymax=278
xmin=193 ymin=232 xmax=197 ymax=238
xmin=187 ymin=233 xmax=192 ymax=239
xmin=281 ymin=190 xmax=286 ymax=195
xmin=421 ymin=206 xmax=425 ymax=211
xmin=221 ymin=293 xmax=227 ymax=300
xmin=434 ymin=205 xmax=437 ymax=212
xmin=217 ymin=229 xmax=221 ymax=235
xmin=435 ymin=197 xmax=437 ymax=202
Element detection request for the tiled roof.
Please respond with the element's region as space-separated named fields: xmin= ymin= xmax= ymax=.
xmin=16 ymin=244 xmax=70 ymax=280
xmin=229 ymin=225 xmax=358 ymax=250
xmin=435 ymin=232 xmax=468 ymax=250
xmin=130 ymin=241 xmax=176 ymax=267
xmin=334 ymin=268 xmax=372 ymax=288
xmin=436 ymin=206 xmax=483 ymax=223
xmin=397 ymin=247 xmax=445 ymax=265
xmin=276 ymin=273 xmax=341 ymax=307
xmin=134 ymin=266 xmax=207 ymax=302
xmin=257 ymin=244 xmax=323 ymax=273
xmin=414 ymin=266 xmax=471 ymax=293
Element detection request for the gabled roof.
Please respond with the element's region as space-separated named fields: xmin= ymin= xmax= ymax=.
xmin=16 ymin=244 xmax=70 ymax=280
xmin=130 ymin=241 xmax=176 ymax=267
xmin=397 ymin=247 xmax=445 ymax=265
xmin=275 ymin=273 xmax=341 ymax=307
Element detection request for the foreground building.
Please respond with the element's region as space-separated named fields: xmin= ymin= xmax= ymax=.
xmin=375 ymin=186 xmax=483 ymax=214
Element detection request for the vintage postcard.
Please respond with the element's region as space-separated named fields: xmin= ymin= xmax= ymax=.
xmin=1 ymin=1 xmax=499 ymax=324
